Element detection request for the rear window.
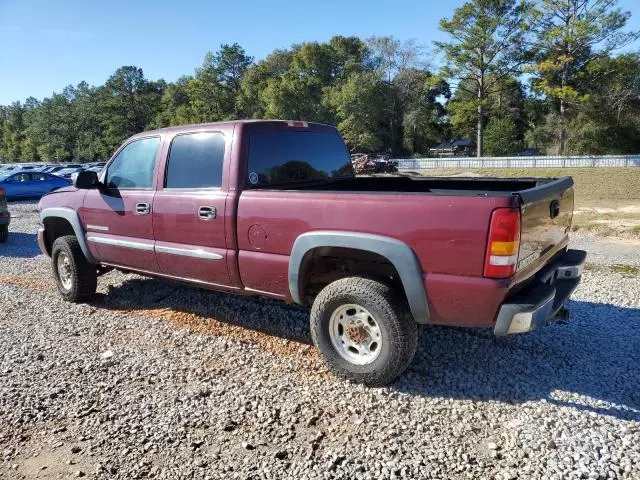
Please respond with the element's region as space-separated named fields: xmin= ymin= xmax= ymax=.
xmin=165 ymin=132 xmax=225 ymax=189
xmin=247 ymin=131 xmax=353 ymax=187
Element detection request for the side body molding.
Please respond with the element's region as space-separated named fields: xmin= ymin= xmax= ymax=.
xmin=289 ymin=231 xmax=429 ymax=324
xmin=40 ymin=207 xmax=96 ymax=263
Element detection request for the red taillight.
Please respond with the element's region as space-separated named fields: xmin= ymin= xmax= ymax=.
xmin=0 ymin=187 xmax=4 ymax=196
xmin=484 ymin=208 xmax=521 ymax=278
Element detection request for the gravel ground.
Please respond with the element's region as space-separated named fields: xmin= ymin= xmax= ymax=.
xmin=1 ymin=201 xmax=639 ymax=480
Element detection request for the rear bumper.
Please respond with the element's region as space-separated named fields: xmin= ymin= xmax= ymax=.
xmin=494 ymin=249 xmax=586 ymax=336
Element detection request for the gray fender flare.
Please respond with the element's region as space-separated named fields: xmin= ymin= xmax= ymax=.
xmin=40 ymin=207 xmax=96 ymax=263
xmin=289 ymin=231 xmax=429 ymax=324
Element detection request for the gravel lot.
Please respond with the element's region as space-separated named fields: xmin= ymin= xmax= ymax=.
xmin=1 ymin=201 xmax=639 ymax=480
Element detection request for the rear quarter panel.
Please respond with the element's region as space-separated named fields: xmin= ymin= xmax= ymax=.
xmin=236 ymin=190 xmax=511 ymax=308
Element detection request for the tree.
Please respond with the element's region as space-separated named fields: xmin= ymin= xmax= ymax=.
xmin=484 ymin=116 xmax=523 ymax=155
xmin=527 ymin=0 xmax=640 ymax=153
xmin=436 ymin=0 xmax=532 ymax=156
xmin=325 ymin=71 xmax=388 ymax=152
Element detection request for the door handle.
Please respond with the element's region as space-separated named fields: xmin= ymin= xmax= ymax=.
xmin=135 ymin=202 xmax=151 ymax=215
xmin=198 ymin=206 xmax=216 ymax=220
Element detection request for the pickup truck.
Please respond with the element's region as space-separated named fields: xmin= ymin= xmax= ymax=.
xmin=37 ymin=120 xmax=586 ymax=386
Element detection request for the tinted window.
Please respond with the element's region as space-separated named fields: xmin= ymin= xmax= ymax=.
xmin=11 ymin=173 xmax=30 ymax=183
xmin=32 ymin=173 xmax=47 ymax=181
xmin=247 ymin=131 xmax=353 ymax=187
xmin=106 ymin=137 xmax=160 ymax=189
xmin=165 ymin=132 xmax=225 ymax=189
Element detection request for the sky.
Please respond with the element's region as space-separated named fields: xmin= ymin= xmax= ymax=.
xmin=1 ymin=0 xmax=639 ymax=105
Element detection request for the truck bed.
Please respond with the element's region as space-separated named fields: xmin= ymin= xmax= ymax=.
xmin=275 ymin=175 xmax=567 ymax=199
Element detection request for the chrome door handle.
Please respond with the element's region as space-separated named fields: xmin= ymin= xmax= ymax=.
xmin=198 ymin=206 xmax=216 ymax=220
xmin=135 ymin=202 xmax=151 ymax=215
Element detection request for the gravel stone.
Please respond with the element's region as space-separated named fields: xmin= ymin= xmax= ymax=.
xmin=0 ymin=200 xmax=638 ymax=479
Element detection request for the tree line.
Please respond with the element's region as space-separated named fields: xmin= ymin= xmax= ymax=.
xmin=1 ymin=0 xmax=639 ymax=162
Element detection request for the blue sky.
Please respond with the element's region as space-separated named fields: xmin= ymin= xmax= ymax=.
xmin=1 ymin=0 xmax=639 ymax=105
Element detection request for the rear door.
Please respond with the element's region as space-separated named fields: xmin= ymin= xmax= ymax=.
xmin=82 ymin=136 xmax=161 ymax=272
xmin=152 ymin=131 xmax=231 ymax=286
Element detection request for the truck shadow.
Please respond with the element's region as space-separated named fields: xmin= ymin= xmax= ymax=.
xmin=0 ymin=232 xmax=41 ymax=258
xmin=94 ymin=276 xmax=639 ymax=422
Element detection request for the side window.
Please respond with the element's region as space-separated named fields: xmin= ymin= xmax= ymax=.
xmin=165 ymin=132 xmax=225 ymax=189
xmin=32 ymin=173 xmax=47 ymax=181
xmin=11 ymin=173 xmax=30 ymax=183
xmin=106 ymin=137 xmax=160 ymax=189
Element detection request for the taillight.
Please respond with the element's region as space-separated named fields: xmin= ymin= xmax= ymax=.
xmin=0 ymin=187 xmax=4 ymax=196
xmin=484 ymin=208 xmax=521 ymax=278
xmin=287 ymin=121 xmax=309 ymax=128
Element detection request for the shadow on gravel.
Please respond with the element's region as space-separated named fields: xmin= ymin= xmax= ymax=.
xmin=398 ymin=300 xmax=640 ymax=422
xmin=0 ymin=232 xmax=40 ymax=258
xmin=93 ymin=277 xmax=639 ymax=421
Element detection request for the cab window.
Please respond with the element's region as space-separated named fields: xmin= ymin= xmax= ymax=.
xmin=106 ymin=137 xmax=160 ymax=189
xmin=165 ymin=132 xmax=225 ymax=189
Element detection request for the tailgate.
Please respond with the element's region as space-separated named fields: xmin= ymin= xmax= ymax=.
xmin=516 ymin=177 xmax=574 ymax=272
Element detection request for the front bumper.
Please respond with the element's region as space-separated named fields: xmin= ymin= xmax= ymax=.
xmin=37 ymin=227 xmax=48 ymax=256
xmin=494 ymin=249 xmax=587 ymax=336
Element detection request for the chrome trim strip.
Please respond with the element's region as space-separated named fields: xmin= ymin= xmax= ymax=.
xmin=99 ymin=262 xmax=241 ymax=291
xmin=87 ymin=236 xmax=154 ymax=252
xmin=156 ymin=245 xmax=223 ymax=260
xmin=244 ymin=287 xmax=286 ymax=298
xmin=86 ymin=224 xmax=109 ymax=232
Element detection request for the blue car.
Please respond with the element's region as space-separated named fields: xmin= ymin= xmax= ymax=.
xmin=0 ymin=171 xmax=71 ymax=200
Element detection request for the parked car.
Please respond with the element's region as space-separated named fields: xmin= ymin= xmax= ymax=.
xmin=0 ymin=171 xmax=71 ymax=199
xmin=38 ymin=120 xmax=586 ymax=386
xmin=0 ymin=186 xmax=9 ymax=242
xmin=55 ymin=167 xmax=85 ymax=179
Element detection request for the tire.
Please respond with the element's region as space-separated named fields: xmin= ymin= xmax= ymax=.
xmin=0 ymin=225 xmax=7 ymax=243
xmin=310 ymin=277 xmax=418 ymax=387
xmin=51 ymin=235 xmax=97 ymax=302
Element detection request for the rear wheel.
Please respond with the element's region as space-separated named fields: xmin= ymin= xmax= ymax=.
xmin=310 ymin=277 xmax=417 ymax=387
xmin=52 ymin=235 xmax=97 ymax=302
xmin=0 ymin=225 xmax=7 ymax=243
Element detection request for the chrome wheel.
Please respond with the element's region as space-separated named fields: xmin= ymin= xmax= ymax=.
xmin=57 ymin=252 xmax=73 ymax=291
xmin=329 ymin=304 xmax=382 ymax=365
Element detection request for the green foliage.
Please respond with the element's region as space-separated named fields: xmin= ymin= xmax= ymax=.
xmin=527 ymin=0 xmax=640 ymax=153
xmin=436 ymin=0 xmax=532 ymax=156
xmin=1 ymin=13 xmax=640 ymax=163
xmin=484 ymin=116 xmax=523 ymax=155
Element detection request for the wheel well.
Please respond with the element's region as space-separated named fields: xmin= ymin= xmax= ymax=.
xmin=298 ymin=247 xmax=406 ymax=305
xmin=42 ymin=217 xmax=75 ymax=255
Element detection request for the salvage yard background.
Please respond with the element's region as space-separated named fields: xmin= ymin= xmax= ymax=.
xmin=0 ymin=194 xmax=639 ymax=479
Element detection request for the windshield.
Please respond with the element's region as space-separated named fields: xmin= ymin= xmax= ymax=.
xmin=246 ymin=131 xmax=354 ymax=188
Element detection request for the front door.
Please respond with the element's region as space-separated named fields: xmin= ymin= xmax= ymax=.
xmin=152 ymin=131 xmax=230 ymax=286
xmin=81 ymin=136 xmax=161 ymax=272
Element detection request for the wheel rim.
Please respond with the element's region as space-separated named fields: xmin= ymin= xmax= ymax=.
xmin=329 ymin=304 xmax=382 ymax=365
xmin=57 ymin=252 xmax=73 ymax=290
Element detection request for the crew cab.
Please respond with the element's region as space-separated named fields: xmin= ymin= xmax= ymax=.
xmin=37 ymin=121 xmax=586 ymax=386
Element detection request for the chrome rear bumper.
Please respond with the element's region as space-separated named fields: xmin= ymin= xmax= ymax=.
xmin=494 ymin=249 xmax=586 ymax=336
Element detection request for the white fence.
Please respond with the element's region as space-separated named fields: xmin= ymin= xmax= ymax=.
xmin=396 ymin=155 xmax=640 ymax=170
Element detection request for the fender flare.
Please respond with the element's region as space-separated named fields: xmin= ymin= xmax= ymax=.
xmin=40 ymin=207 xmax=96 ymax=263
xmin=289 ymin=231 xmax=429 ymax=324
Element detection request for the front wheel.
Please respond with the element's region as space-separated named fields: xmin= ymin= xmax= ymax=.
xmin=310 ymin=277 xmax=417 ymax=387
xmin=52 ymin=235 xmax=97 ymax=302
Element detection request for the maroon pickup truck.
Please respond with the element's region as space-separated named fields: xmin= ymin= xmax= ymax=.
xmin=38 ymin=120 xmax=586 ymax=386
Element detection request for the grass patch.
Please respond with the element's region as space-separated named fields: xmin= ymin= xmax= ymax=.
xmin=409 ymin=167 xmax=640 ymax=238
xmin=583 ymin=263 xmax=639 ymax=276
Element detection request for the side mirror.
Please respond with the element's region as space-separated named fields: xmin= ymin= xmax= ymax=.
xmin=73 ymin=170 xmax=100 ymax=189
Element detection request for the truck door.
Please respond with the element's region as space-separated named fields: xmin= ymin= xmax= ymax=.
xmin=152 ymin=131 xmax=231 ymax=286
xmin=82 ymin=136 xmax=160 ymax=272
